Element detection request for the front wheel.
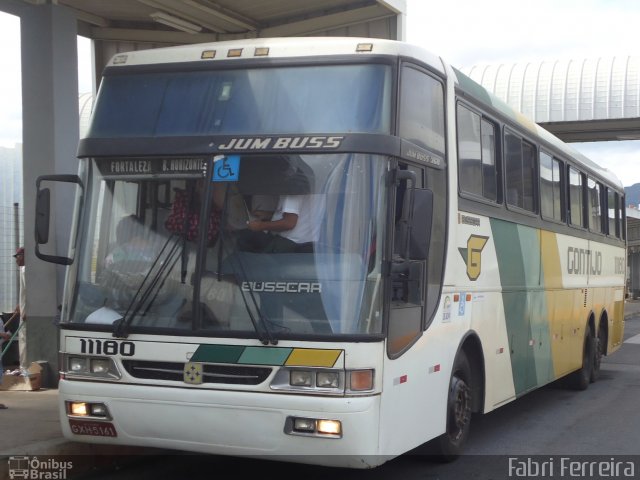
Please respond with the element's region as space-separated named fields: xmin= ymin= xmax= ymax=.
xmin=433 ymin=352 xmax=473 ymax=461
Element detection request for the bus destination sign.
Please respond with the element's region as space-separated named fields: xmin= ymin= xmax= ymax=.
xmin=99 ymin=158 xmax=206 ymax=177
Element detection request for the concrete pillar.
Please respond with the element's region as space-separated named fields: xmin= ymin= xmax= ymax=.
xmin=20 ymin=4 xmax=79 ymax=386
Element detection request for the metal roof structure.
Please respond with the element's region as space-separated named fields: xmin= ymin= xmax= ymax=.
xmin=6 ymin=0 xmax=405 ymax=81
xmin=463 ymin=57 xmax=640 ymax=142
xmin=15 ymin=0 xmax=405 ymax=43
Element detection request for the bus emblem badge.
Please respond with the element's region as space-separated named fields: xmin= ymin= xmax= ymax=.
xmin=459 ymin=235 xmax=489 ymax=281
xmin=184 ymin=362 xmax=204 ymax=385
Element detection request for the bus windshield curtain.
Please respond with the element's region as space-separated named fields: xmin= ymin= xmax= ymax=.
xmin=316 ymin=154 xmax=382 ymax=334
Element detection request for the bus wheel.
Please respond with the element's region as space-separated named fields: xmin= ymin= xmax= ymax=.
xmin=568 ymin=325 xmax=594 ymax=391
xmin=434 ymin=353 xmax=472 ymax=461
xmin=590 ymin=326 xmax=604 ymax=383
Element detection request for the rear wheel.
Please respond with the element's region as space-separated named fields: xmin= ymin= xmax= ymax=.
xmin=433 ymin=352 xmax=473 ymax=461
xmin=590 ymin=325 xmax=605 ymax=383
xmin=567 ymin=325 xmax=594 ymax=391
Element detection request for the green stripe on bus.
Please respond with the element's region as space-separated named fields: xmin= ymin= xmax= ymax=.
xmin=190 ymin=344 xmax=245 ymax=363
xmin=238 ymin=346 xmax=293 ymax=365
xmin=490 ymin=219 xmax=554 ymax=395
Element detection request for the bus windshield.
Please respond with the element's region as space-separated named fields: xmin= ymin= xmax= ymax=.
xmin=87 ymin=64 xmax=391 ymax=138
xmin=66 ymin=154 xmax=388 ymax=338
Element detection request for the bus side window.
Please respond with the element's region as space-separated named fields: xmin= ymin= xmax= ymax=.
xmin=568 ymin=167 xmax=585 ymax=228
xmin=457 ymin=103 xmax=498 ymax=202
xmin=504 ymin=131 xmax=536 ymax=212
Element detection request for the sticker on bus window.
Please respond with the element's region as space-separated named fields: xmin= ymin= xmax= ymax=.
xmin=212 ymin=155 xmax=240 ymax=182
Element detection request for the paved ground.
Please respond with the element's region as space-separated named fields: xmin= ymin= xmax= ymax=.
xmin=1 ymin=299 xmax=639 ymax=479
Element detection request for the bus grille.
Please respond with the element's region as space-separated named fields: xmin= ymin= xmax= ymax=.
xmin=122 ymin=360 xmax=273 ymax=385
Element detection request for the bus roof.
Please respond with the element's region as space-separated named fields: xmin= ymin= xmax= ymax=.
xmin=105 ymin=36 xmax=445 ymax=74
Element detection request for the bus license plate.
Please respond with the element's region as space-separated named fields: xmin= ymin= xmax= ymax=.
xmin=69 ymin=419 xmax=117 ymax=437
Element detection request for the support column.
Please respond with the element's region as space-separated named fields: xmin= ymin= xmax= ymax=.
xmin=20 ymin=4 xmax=79 ymax=386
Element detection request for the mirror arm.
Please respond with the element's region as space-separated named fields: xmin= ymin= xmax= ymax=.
xmin=395 ymin=170 xmax=416 ymax=262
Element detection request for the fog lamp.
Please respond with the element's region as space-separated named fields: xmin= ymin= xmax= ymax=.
xmin=69 ymin=402 xmax=88 ymax=416
xmin=293 ymin=418 xmax=316 ymax=432
xmin=317 ymin=419 xmax=342 ymax=435
xmin=90 ymin=403 xmax=108 ymax=417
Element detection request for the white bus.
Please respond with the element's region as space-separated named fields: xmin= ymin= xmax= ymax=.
xmin=36 ymin=37 xmax=626 ymax=469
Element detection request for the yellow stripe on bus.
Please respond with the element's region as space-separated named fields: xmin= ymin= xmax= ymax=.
xmin=285 ymin=349 xmax=342 ymax=367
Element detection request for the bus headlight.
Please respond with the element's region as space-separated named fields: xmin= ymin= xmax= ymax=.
xmin=90 ymin=358 xmax=111 ymax=374
xmin=316 ymin=371 xmax=340 ymax=388
xmin=69 ymin=357 xmax=88 ymax=373
xmin=272 ymin=368 xmax=375 ymax=395
xmin=64 ymin=355 xmax=121 ymax=380
xmin=290 ymin=370 xmax=313 ymax=387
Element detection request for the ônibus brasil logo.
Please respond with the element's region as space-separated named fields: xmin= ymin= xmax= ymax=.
xmin=8 ymin=456 xmax=73 ymax=479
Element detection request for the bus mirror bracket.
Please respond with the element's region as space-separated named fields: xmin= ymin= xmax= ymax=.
xmin=35 ymin=174 xmax=84 ymax=266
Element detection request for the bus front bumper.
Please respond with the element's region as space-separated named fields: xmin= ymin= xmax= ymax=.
xmin=59 ymin=379 xmax=387 ymax=468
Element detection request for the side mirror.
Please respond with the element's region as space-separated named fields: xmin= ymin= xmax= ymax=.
xmin=406 ymin=188 xmax=433 ymax=260
xmin=35 ymin=174 xmax=84 ymax=265
xmin=394 ymin=169 xmax=433 ymax=262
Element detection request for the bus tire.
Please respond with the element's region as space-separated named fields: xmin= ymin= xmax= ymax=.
xmin=568 ymin=325 xmax=594 ymax=391
xmin=590 ymin=324 xmax=605 ymax=383
xmin=433 ymin=352 xmax=472 ymax=461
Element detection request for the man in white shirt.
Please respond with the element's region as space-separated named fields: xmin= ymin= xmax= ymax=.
xmin=246 ymin=194 xmax=325 ymax=253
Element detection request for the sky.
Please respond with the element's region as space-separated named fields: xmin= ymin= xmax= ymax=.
xmin=405 ymin=0 xmax=640 ymax=188
xmin=1 ymin=2 xmax=640 ymax=186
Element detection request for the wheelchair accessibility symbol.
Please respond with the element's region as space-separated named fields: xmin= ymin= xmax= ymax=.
xmin=212 ymin=155 xmax=240 ymax=182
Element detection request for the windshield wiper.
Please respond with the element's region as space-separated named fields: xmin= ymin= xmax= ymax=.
xmin=113 ymin=234 xmax=182 ymax=338
xmin=223 ymin=247 xmax=277 ymax=345
xmin=217 ymin=190 xmax=278 ymax=345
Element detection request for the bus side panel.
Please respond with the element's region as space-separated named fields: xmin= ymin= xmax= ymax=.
xmin=455 ymin=214 xmax=518 ymax=410
xmin=490 ymin=219 xmax=555 ymax=396
xmin=585 ymin=239 xmax=626 ymax=351
xmin=378 ymin=321 xmax=454 ymax=455
xmin=541 ymin=230 xmax=584 ymax=378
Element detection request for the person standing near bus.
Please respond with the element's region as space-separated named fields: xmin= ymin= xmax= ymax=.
xmin=0 ymin=318 xmax=11 ymax=407
xmin=12 ymin=247 xmax=27 ymax=368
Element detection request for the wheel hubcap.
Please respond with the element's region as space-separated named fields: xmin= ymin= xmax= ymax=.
xmin=449 ymin=376 xmax=471 ymax=442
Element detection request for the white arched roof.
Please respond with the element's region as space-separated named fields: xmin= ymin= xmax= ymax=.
xmin=463 ymin=57 xmax=640 ymax=124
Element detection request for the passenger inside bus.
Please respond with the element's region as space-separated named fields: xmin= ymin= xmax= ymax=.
xmin=104 ymin=214 xmax=158 ymax=272
xmin=164 ymin=179 xmax=221 ymax=244
xmin=212 ymin=183 xmax=277 ymax=232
